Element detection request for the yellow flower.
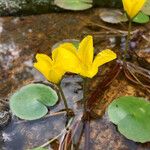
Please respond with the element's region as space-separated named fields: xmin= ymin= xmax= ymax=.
xmin=122 ymin=0 xmax=146 ymax=19
xmin=34 ymin=53 xmax=64 ymax=84
xmin=60 ymin=35 xmax=117 ymax=78
xmin=34 ymin=46 xmax=80 ymax=84
xmin=34 ymin=35 xmax=117 ymax=83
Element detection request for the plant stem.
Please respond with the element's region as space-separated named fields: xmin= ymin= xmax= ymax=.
xmin=83 ymin=78 xmax=87 ymax=113
xmin=124 ymin=19 xmax=132 ymax=61
xmin=58 ymin=84 xmax=71 ymax=116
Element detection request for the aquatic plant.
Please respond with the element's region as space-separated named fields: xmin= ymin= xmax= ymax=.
xmin=106 ymin=0 xmax=150 ymax=144
xmin=33 ymin=35 xmax=116 ymax=115
xmin=7 ymin=0 xmax=150 ymax=149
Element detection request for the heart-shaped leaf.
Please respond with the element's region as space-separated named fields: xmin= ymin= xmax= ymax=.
xmin=108 ymin=96 xmax=150 ymax=143
xmin=10 ymin=83 xmax=58 ymax=120
xmin=54 ymin=0 xmax=93 ymax=11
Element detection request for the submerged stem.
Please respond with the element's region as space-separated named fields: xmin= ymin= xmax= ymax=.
xmin=58 ymin=84 xmax=74 ymax=116
xmin=124 ymin=20 xmax=132 ymax=61
xmin=58 ymin=84 xmax=69 ymax=113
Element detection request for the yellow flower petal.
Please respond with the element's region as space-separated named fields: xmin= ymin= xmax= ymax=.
xmin=35 ymin=53 xmax=53 ymax=66
xmin=52 ymin=47 xmax=80 ymax=73
xmin=93 ymin=49 xmax=117 ymax=68
xmin=131 ymin=0 xmax=146 ymax=18
xmin=79 ymin=66 xmax=98 ymax=78
xmin=78 ymin=35 xmax=94 ymax=67
xmin=46 ymin=67 xmax=65 ymax=84
xmin=34 ymin=53 xmax=65 ymax=84
xmin=52 ymin=43 xmax=77 ymax=61
xmin=122 ymin=0 xmax=146 ymax=18
xmin=59 ymin=43 xmax=77 ymax=53
xmin=34 ymin=54 xmax=52 ymax=81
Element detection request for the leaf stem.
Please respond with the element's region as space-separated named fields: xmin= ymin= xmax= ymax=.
xmin=58 ymin=84 xmax=69 ymax=112
xmin=58 ymin=84 xmax=74 ymax=116
xmin=124 ymin=19 xmax=132 ymax=61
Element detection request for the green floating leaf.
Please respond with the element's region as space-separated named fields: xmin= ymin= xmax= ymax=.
xmin=142 ymin=0 xmax=150 ymax=15
xmin=99 ymin=9 xmax=128 ymax=24
xmin=118 ymin=115 xmax=150 ymax=143
xmin=10 ymin=83 xmax=58 ymax=120
xmin=108 ymin=96 xmax=150 ymax=143
xmin=54 ymin=0 xmax=93 ymax=11
xmin=133 ymin=12 xmax=149 ymax=24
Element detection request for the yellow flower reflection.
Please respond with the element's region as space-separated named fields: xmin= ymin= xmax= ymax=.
xmin=122 ymin=0 xmax=146 ymax=19
xmin=60 ymin=35 xmax=117 ymax=78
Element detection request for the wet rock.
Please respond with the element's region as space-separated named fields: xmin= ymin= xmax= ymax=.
xmin=0 ymin=99 xmax=11 ymax=129
xmin=0 ymin=0 xmax=56 ymax=16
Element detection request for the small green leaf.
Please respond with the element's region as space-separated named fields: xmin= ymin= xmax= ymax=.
xmin=54 ymin=0 xmax=93 ymax=11
xmin=142 ymin=0 xmax=150 ymax=15
xmin=108 ymin=96 xmax=150 ymax=143
xmin=10 ymin=83 xmax=58 ymax=120
xmin=133 ymin=12 xmax=149 ymax=24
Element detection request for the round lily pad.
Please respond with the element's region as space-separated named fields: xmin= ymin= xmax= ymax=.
xmin=54 ymin=0 xmax=92 ymax=11
xmin=108 ymin=96 xmax=150 ymax=143
xmin=10 ymin=83 xmax=58 ymax=120
xmin=133 ymin=12 xmax=149 ymax=24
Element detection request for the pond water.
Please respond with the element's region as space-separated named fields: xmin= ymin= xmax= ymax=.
xmin=0 ymin=8 xmax=150 ymax=150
